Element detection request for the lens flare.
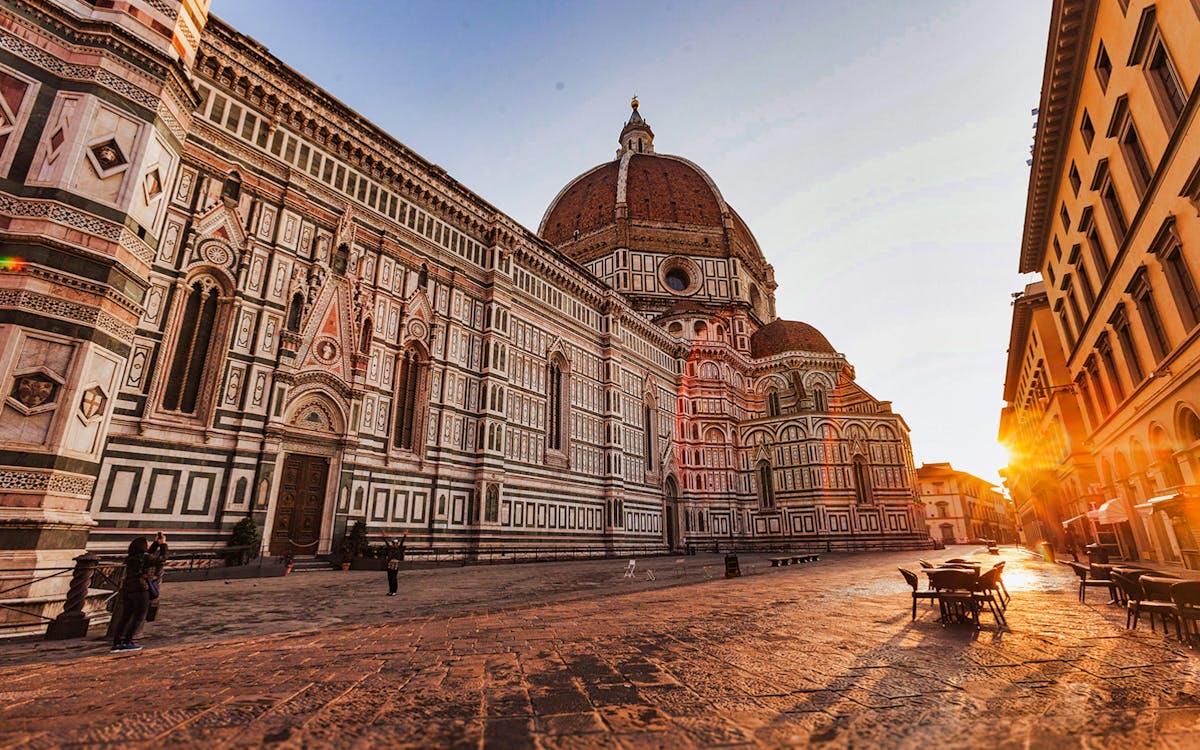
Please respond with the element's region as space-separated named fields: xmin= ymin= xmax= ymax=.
xmin=0 ymin=256 xmax=26 ymax=272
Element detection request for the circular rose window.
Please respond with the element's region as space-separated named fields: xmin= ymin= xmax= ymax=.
xmin=665 ymin=269 xmax=689 ymax=291
xmin=659 ymin=257 xmax=702 ymax=296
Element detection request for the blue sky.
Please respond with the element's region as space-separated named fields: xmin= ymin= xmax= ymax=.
xmin=215 ymin=0 xmax=1049 ymax=484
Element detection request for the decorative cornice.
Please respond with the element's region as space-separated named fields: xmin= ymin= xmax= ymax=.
xmin=1019 ymin=0 xmax=1096 ymax=274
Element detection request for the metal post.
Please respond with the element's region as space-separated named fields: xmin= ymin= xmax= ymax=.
xmin=45 ymin=553 xmax=99 ymax=640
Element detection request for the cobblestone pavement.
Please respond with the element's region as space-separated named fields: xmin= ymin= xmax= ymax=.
xmin=1 ymin=547 xmax=1198 ymax=748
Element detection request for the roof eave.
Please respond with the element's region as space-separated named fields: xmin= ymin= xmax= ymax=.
xmin=1019 ymin=0 xmax=1097 ymax=274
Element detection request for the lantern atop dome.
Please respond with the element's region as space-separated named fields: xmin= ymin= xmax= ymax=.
xmin=618 ymin=97 xmax=654 ymax=155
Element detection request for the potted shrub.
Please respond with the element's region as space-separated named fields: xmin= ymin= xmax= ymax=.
xmin=227 ymin=515 xmax=260 ymax=566
xmin=341 ymin=520 xmax=368 ymax=570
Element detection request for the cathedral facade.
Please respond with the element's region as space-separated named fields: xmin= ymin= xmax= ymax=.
xmin=0 ymin=0 xmax=927 ymax=566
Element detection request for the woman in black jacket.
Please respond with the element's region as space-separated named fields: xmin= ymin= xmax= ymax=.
xmin=111 ymin=537 xmax=161 ymax=652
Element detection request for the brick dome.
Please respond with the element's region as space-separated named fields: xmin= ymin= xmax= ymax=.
xmin=538 ymin=102 xmax=767 ymax=270
xmin=750 ymin=319 xmax=837 ymax=358
xmin=541 ymin=153 xmax=732 ymax=243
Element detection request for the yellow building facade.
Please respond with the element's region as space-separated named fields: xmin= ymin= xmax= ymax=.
xmin=1002 ymin=0 xmax=1200 ymax=567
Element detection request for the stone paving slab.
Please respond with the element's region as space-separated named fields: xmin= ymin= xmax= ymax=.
xmin=0 ymin=546 xmax=1197 ymax=748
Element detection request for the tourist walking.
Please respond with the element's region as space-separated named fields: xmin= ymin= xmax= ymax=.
xmin=111 ymin=537 xmax=163 ymax=652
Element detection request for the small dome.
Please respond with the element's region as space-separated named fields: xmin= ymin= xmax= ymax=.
xmin=750 ymin=319 xmax=837 ymax=358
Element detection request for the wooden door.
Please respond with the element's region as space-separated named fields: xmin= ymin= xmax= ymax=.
xmin=269 ymin=454 xmax=330 ymax=556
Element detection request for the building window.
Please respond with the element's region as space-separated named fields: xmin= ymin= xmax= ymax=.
xmin=1080 ymin=109 xmax=1095 ymax=151
xmin=162 ymin=277 xmax=224 ymax=415
xmin=1055 ymin=299 xmax=1075 ymax=350
xmin=1097 ymin=334 xmax=1126 ymax=404
xmin=643 ymin=400 xmax=656 ymax=474
xmin=1060 ymin=203 xmax=1071 ymax=232
xmin=1069 ymin=244 xmax=1096 ymax=309
xmin=1084 ymin=214 xmax=1110 ymax=280
xmin=485 ymin=484 xmax=500 ymax=522
xmin=1075 ymin=373 xmax=1098 ymax=427
xmin=393 ymin=346 xmax=426 ymax=451
xmin=757 ymin=460 xmax=775 ymax=509
xmin=852 ymin=455 xmax=872 ymax=505
xmin=546 ymin=355 xmax=569 ymax=454
xmin=1110 ymin=304 xmax=1145 ymax=384
xmin=1077 ymin=262 xmax=1097 ymax=310
xmin=1095 ymin=41 xmax=1112 ymax=91
xmin=1086 ymin=356 xmax=1110 ymax=418
xmin=1128 ymin=267 xmax=1170 ymax=363
xmin=812 ymin=388 xmax=827 ymax=412
xmin=1147 ymin=42 xmax=1186 ymax=126
xmin=1069 ymin=162 xmax=1082 ymax=195
xmin=1119 ymin=116 xmax=1154 ymax=197
xmin=1062 ymin=277 xmax=1085 ymax=334
xmin=1093 ymin=161 xmax=1128 ymax=246
xmin=1153 ymin=223 xmax=1200 ymax=330
xmin=767 ymin=390 xmax=781 ymax=417
xmin=1128 ymin=7 xmax=1187 ymax=129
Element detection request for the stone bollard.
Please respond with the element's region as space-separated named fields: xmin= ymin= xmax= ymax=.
xmin=45 ymin=553 xmax=99 ymax=640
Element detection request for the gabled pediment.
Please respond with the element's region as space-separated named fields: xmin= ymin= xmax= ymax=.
xmin=191 ymin=200 xmax=247 ymax=249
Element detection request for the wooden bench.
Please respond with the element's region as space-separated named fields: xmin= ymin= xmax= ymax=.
xmin=791 ymin=553 xmax=820 ymax=564
xmin=768 ymin=557 xmax=792 ymax=567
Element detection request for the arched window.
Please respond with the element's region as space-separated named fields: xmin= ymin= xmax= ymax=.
xmin=221 ymin=172 xmax=241 ymax=204
xmin=757 ymin=460 xmax=775 ymax=509
xmin=767 ymin=390 xmax=781 ymax=417
xmin=485 ymin=484 xmax=500 ymax=522
xmin=547 ymin=355 xmax=569 ymax=455
xmin=852 ymin=454 xmax=873 ymax=504
xmin=393 ymin=346 xmax=426 ymax=451
xmin=286 ymin=293 xmax=304 ymax=333
xmin=936 ymin=501 xmax=949 ymax=518
xmin=812 ymin=388 xmax=827 ymax=412
xmin=643 ymin=398 xmax=657 ymax=475
xmin=1151 ymin=425 xmax=1184 ymax=488
xmin=162 ymin=277 xmax=223 ymax=415
xmin=1180 ymin=407 xmax=1200 ymax=446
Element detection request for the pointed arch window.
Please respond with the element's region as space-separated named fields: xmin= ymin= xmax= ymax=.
xmin=812 ymin=388 xmax=827 ymax=412
xmin=162 ymin=277 xmax=224 ymax=415
xmin=393 ymin=346 xmax=427 ymax=451
xmin=643 ymin=394 xmax=659 ymax=477
xmin=852 ymin=455 xmax=873 ymax=504
xmin=757 ymin=460 xmax=775 ymax=509
xmin=767 ymin=389 xmax=781 ymax=417
xmin=485 ymin=484 xmax=500 ymax=523
xmin=546 ymin=354 xmax=570 ymax=460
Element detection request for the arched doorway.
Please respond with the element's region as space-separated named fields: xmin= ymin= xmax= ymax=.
xmin=267 ymin=391 xmax=345 ymax=556
xmin=663 ymin=476 xmax=680 ymax=551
